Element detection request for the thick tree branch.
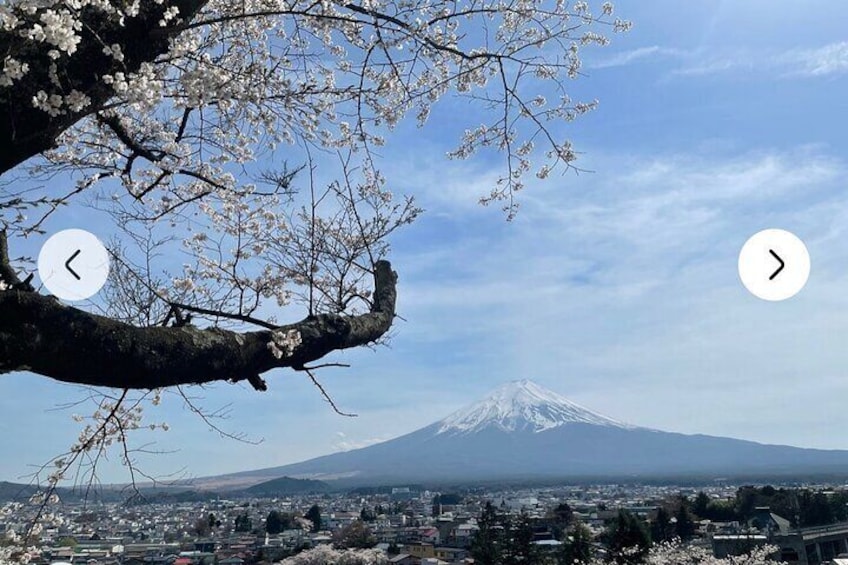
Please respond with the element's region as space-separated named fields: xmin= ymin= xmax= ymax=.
xmin=0 ymin=258 xmax=397 ymax=390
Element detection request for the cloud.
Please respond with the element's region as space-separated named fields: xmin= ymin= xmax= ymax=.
xmin=670 ymin=42 xmax=848 ymax=78
xmin=589 ymin=46 xmax=668 ymax=69
xmin=332 ymin=432 xmax=386 ymax=452
xmin=779 ymin=41 xmax=848 ymax=77
xmin=671 ymin=57 xmax=753 ymax=77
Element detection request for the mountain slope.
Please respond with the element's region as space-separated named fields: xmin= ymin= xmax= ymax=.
xmin=208 ymin=380 xmax=848 ymax=486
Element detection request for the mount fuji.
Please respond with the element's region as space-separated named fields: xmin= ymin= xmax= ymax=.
xmin=211 ymin=380 xmax=848 ymax=487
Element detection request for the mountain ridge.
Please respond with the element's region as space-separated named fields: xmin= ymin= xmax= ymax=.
xmin=192 ymin=380 xmax=848 ymax=488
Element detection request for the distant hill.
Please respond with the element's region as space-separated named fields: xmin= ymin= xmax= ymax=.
xmin=198 ymin=380 xmax=848 ymax=487
xmin=0 ymin=480 xmax=224 ymax=504
xmin=0 ymin=482 xmax=107 ymax=503
xmin=244 ymin=476 xmax=329 ymax=496
xmin=0 ymin=481 xmax=38 ymax=503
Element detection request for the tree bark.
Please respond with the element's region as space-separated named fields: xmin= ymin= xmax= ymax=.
xmin=0 ymin=249 xmax=397 ymax=390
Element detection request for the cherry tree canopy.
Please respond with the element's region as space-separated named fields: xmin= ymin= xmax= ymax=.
xmin=0 ymin=0 xmax=628 ymax=391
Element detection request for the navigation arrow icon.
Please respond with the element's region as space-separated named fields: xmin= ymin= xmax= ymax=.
xmin=37 ymin=230 xmax=110 ymax=301
xmin=739 ymin=229 xmax=809 ymax=301
xmin=769 ymin=249 xmax=784 ymax=281
xmin=65 ymin=249 xmax=82 ymax=280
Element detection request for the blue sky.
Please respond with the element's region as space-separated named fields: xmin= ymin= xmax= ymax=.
xmin=3 ymin=0 xmax=848 ymax=483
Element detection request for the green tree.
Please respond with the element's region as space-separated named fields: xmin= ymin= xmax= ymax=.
xmin=234 ymin=512 xmax=252 ymax=533
xmin=799 ymin=491 xmax=834 ymax=527
xmin=693 ymin=492 xmax=710 ymax=519
xmin=548 ymin=502 xmax=575 ymax=540
xmin=558 ymin=521 xmax=593 ymax=565
xmin=553 ymin=502 xmax=574 ymax=527
xmin=266 ymin=510 xmax=293 ymax=534
xmin=471 ymin=502 xmax=506 ymax=565
xmin=674 ymin=506 xmax=695 ymax=541
xmin=57 ymin=537 xmax=78 ymax=548
xmin=306 ymin=505 xmax=322 ymax=532
xmin=604 ymin=510 xmax=651 ymax=564
xmin=360 ymin=507 xmax=376 ymax=522
xmin=504 ymin=512 xmax=540 ymax=565
xmin=735 ymin=486 xmax=759 ymax=519
xmin=650 ymin=508 xmax=672 ymax=543
xmin=830 ymin=491 xmax=848 ymax=522
xmin=761 ymin=485 xmax=777 ymax=497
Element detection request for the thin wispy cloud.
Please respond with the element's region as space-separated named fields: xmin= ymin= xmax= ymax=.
xmin=671 ymin=56 xmax=753 ymax=77
xmin=670 ymin=41 xmax=848 ymax=78
xmin=589 ymin=46 xmax=668 ymax=69
xmin=780 ymin=41 xmax=848 ymax=77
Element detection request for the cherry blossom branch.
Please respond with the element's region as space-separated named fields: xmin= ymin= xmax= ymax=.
xmin=0 ymin=0 xmax=212 ymax=175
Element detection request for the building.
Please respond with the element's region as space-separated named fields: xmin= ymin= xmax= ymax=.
xmin=711 ymin=508 xmax=848 ymax=565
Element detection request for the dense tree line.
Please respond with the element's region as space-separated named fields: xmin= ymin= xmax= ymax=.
xmin=690 ymin=486 xmax=848 ymax=528
xmin=471 ymin=502 xmax=654 ymax=565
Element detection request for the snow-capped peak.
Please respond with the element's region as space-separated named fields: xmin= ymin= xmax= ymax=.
xmin=437 ymin=379 xmax=633 ymax=435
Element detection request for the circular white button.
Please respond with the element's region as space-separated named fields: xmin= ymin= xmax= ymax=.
xmin=37 ymin=229 xmax=110 ymax=301
xmin=738 ymin=229 xmax=810 ymax=301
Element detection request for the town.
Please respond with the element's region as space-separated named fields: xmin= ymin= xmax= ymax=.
xmin=5 ymin=481 xmax=848 ymax=565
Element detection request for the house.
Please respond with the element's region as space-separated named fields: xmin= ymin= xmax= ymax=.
xmin=419 ymin=527 xmax=439 ymax=544
xmin=433 ymin=547 xmax=469 ymax=562
xmin=405 ymin=542 xmax=435 ymax=559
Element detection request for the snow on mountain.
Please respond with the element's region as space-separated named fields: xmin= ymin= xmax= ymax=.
xmin=436 ymin=379 xmax=634 ymax=434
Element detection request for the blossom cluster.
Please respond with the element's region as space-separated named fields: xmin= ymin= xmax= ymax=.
xmin=268 ymin=328 xmax=303 ymax=359
xmin=280 ymin=545 xmax=388 ymax=565
xmin=0 ymin=492 xmax=65 ymax=565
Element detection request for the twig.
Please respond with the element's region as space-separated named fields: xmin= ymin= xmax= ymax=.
xmin=303 ymin=368 xmax=357 ymax=417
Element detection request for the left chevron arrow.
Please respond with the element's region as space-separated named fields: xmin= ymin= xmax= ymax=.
xmin=64 ymin=249 xmax=82 ymax=280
